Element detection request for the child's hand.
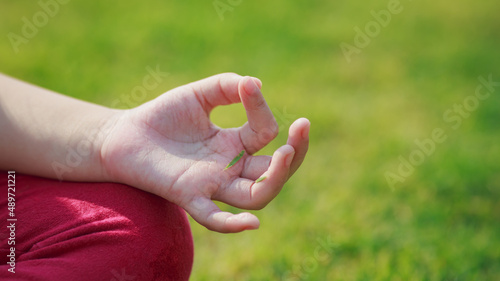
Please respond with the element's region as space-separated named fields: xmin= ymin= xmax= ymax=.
xmin=101 ymin=73 xmax=310 ymax=233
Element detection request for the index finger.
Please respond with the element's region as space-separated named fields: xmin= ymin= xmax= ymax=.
xmin=186 ymin=73 xmax=262 ymax=114
xmin=238 ymin=77 xmax=279 ymax=154
xmin=187 ymin=73 xmax=242 ymax=114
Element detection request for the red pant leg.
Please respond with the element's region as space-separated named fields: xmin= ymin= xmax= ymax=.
xmin=0 ymin=172 xmax=193 ymax=281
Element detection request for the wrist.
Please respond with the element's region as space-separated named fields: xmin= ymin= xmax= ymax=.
xmin=51 ymin=107 xmax=125 ymax=182
xmin=95 ymin=109 xmax=125 ymax=182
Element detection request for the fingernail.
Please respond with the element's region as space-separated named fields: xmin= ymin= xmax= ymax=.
xmin=301 ymin=122 xmax=310 ymax=139
xmin=243 ymin=77 xmax=259 ymax=95
xmin=238 ymin=213 xmax=260 ymax=230
xmin=251 ymin=77 xmax=262 ymax=89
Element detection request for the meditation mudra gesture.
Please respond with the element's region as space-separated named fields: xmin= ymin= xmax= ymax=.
xmin=0 ymin=73 xmax=310 ymax=280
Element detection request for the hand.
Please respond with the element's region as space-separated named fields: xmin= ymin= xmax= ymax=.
xmin=101 ymin=73 xmax=310 ymax=233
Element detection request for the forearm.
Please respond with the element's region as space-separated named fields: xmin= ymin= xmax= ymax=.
xmin=0 ymin=73 xmax=121 ymax=181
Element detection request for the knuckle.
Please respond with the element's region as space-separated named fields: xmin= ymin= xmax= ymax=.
xmin=269 ymin=120 xmax=279 ymax=137
xmin=205 ymin=224 xmax=220 ymax=232
xmin=257 ymin=121 xmax=279 ymax=143
xmin=257 ymin=128 xmax=273 ymax=144
xmin=254 ymin=97 xmax=267 ymax=109
xmin=220 ymin=72 xmax=240 ymax=79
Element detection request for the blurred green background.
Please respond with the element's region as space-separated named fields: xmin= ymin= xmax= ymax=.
xmin=1 ymin=0 xmax=499 ymax=279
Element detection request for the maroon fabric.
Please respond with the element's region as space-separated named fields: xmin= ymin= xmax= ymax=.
xmin=0 ymin=172 xmax=193 ymax=280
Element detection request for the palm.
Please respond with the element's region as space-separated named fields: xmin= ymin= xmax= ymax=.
xmin=102 ymin=73 xmax=310 ymax=233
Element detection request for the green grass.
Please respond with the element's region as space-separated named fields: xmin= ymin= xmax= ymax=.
xmin=1 ymin=0 xmax=499 ymax=279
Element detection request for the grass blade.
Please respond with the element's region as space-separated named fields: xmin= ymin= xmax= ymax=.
xmin=255 ymin=176 xmax=267 ymax=183
xmin=224 ymin=150 xmax=245 ymax=170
